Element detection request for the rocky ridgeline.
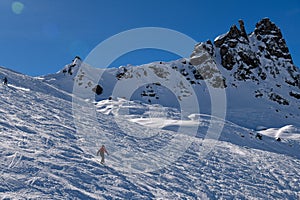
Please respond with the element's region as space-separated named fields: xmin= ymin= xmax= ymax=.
xmin=189 ymin=18 xmax=300 ymax=106
xmin=55 ymin=18 xmax=300 ymax=107
xmin=212 ymin=18 xmax=299 ymax=87
xmin=119 ymin=18 xmax=300 ymax=91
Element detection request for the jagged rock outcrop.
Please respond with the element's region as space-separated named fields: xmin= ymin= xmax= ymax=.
xmin=62 ymin=56 xmax=82 ymax=76
xmin=239 ymin=19 xmax=248 ymax=41
xmin=211 ymin=18 xmax=300 ymax=90
xmin=254 ymin=18 xmax=291 ymax=60
xmin=189 ymin=18 xmax=300 ymax=109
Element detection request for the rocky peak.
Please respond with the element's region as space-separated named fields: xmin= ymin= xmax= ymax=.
xmin=254 ymin=18 xmax=282 ymax=37
xmin=254 ymin=18 xmax=292 ymax=62
xmin=211 ymin=18 xmax=299 ymax=82
xmin=214 ymin=19 xmax=249 ymax=48
xmin=238 ymin=19 xmax=248 ymax=41
xmin=190 ymin=18 xmax=298 ymax=90
xmin=228 ymin=25 xmax=240 ymax=39
xmin=204 ymin=18 xmax=300 ymax=106
xmin=61 ymin=56 xmax=82 ymax=76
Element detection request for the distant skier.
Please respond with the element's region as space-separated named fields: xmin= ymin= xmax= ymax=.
xmin=3 ymin=77 xmax=7 ymax=85
xmin=97 ymin=145 xmax=109 ymax=164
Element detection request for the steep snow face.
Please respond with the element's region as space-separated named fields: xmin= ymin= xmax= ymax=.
xmin=1 ymin=70 xmax=300 ymax=199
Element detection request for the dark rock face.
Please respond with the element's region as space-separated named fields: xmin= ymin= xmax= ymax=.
xmin=254 ymin=18 xmax=282 ymax=37
xmin=221 ymin=51 xmax=235 ymax=70
xmin=116 ymin=67 xmax=128 ymax=80
xmin=214 ymin=20 xmax=249 ymax=48
xmin=269 ymin=93 xmax=289 ymax=105
xmin=141 ymin=84 xmax=158 ymax=103
xmin=289 ymin=91 xmax=300 ymax=99
xmin=254 ymin=18 xmax=292 ymax=62
xmin=253 ymin=18 xmax=300 ymax=89
xmin=214 ymin=20 xmax=252 ymax=73
xmin=92 ymin=85 xmax=103 ymax=95
xmin=211 ymin=18 xmax=300 ymax=89
xmin=239 ymin=19 xmax=248 ymax=41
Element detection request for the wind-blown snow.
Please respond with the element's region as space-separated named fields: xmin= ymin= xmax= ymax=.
xmin=259 ymin=125 xmax=300 ymax=141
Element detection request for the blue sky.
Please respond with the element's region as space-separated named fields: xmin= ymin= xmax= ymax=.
xmin=0 ymin=0 xmax=300 ymax=76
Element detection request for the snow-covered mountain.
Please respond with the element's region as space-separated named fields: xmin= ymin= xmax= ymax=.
xmin=44 ymin=18 xmax=300 ymax=129
xmin=1 ymin=18 xmax=300 ymax=199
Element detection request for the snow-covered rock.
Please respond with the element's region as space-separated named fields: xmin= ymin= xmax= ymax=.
xmin=43 ymin=18 xmax=300 ymax=129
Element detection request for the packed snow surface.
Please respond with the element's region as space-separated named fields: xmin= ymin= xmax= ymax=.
xmin=0 ymin=67 xmax=300 ymax=199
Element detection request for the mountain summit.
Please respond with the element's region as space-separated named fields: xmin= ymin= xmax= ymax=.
xmin=212 ymin=18 xmax=298 ymax=85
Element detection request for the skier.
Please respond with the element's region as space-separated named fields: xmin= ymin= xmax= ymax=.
xmin=3 ymin=77 xmax=7 ymax=85
xmin=97 ymin=145 xmax=109 ymax=164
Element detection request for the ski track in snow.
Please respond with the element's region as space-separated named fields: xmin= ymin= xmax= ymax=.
xmin=0 ymin=72 xmax=300 ymax=199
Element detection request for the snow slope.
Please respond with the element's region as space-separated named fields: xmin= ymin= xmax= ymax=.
xmin=1 ymin=67 xmax=300 ymax=199
xmin=1 ymin=18 xmax=300 ymax=199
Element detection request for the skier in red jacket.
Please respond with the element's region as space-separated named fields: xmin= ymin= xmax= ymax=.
xmin=97 ymin=145 xmax=109 ymax=164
